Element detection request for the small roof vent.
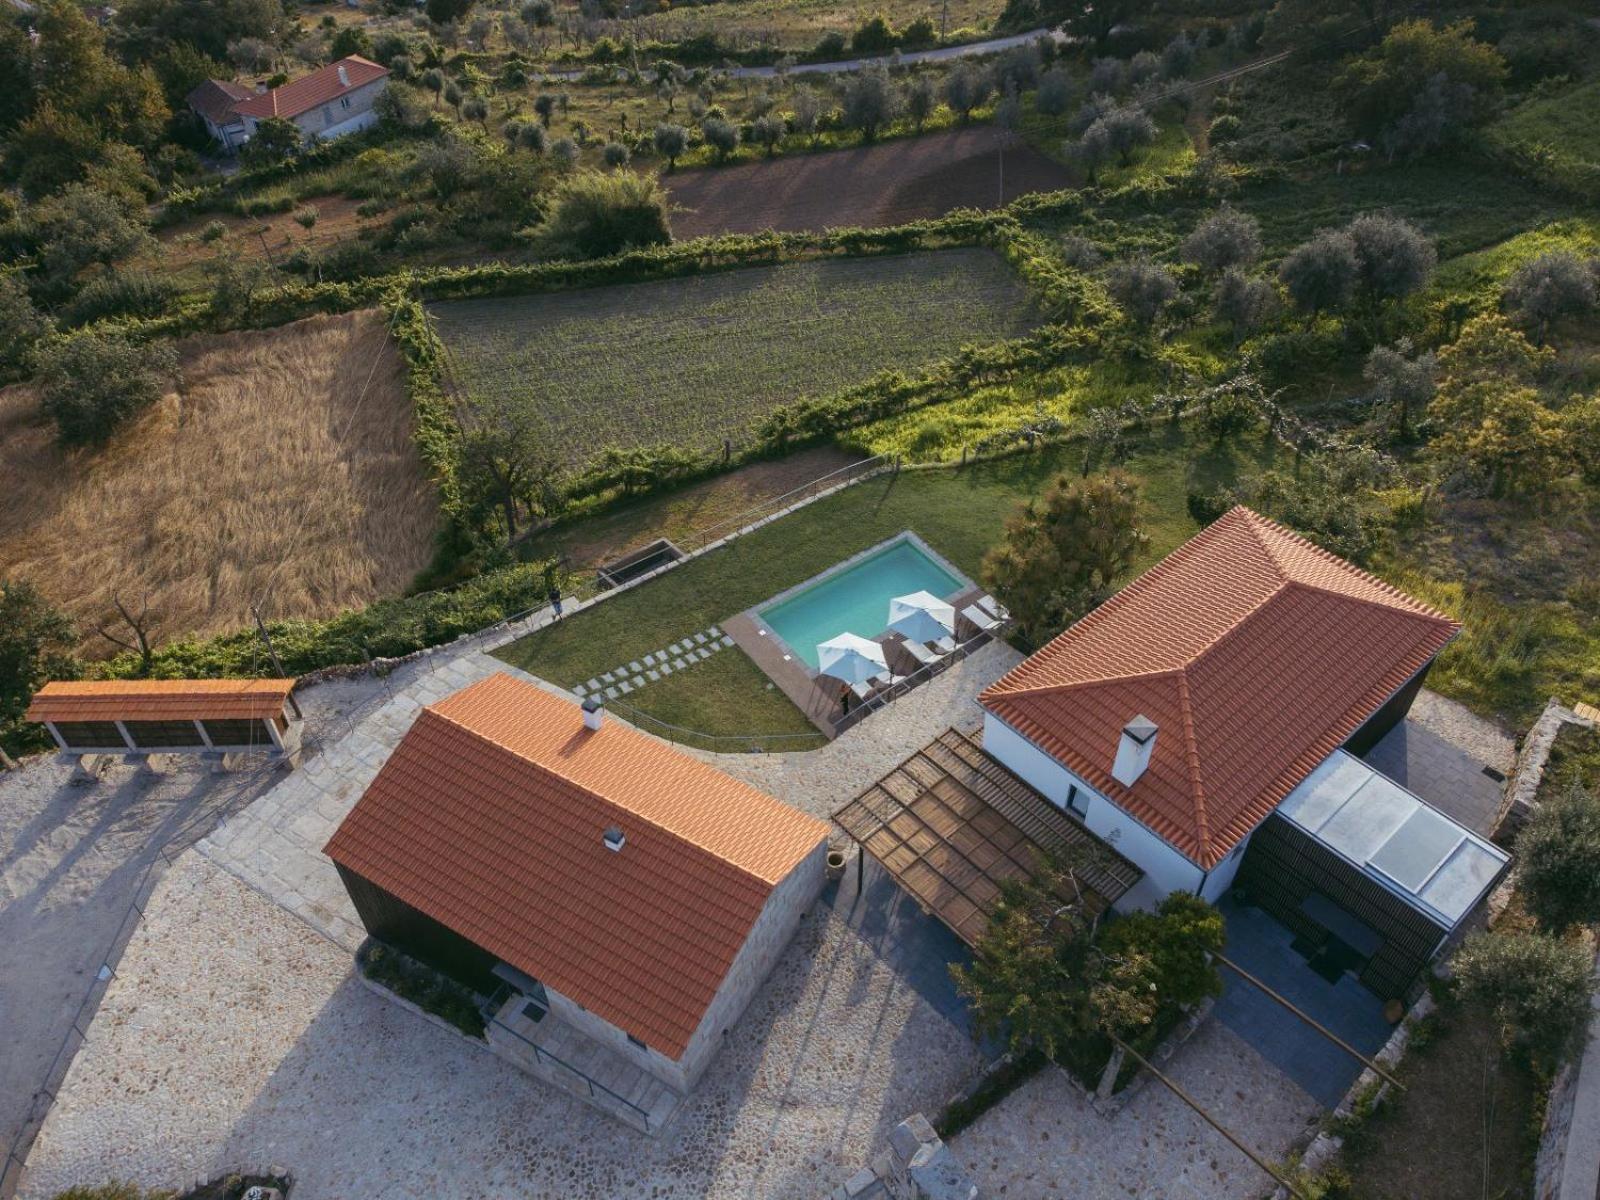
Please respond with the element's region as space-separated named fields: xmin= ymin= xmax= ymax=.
xmin=603 ymin=826 xmax=625 ymax=852
xmin=337 ymin=63 xmax=350 ymax=87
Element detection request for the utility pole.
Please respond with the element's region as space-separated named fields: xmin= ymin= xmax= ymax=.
xmin=252 ymin=603 xmax=304 ymax=719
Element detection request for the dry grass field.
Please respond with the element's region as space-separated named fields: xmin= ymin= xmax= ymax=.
xmin=0 ymin=310 xmax=439 ymax=657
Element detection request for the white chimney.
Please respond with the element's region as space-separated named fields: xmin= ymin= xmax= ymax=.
xmin=1111 ymin=715 xmax=1158 ymax=787
xmin=602 ymin=825 xmax=626 ymax=852
xmin=337 ymin=64 xmax=350 ymax=87
xmin=581 ymin=695 xmax=604 ymax=731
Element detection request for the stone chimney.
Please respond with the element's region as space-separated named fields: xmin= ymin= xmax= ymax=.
xmin=602 ymin=825 xmax=625 ymax=852
xmin=337 ymin=63 xmax=350 ymax=87
xmin=1111 ymin=715 xmax=1158 ymax=787
xmin=581 ymin=695 xmax=604 ymax=732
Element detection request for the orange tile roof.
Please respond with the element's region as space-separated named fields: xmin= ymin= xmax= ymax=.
xmin=980 ymin=507 xmax=1459 ymax=870
xmin=232 ymin=56 xmax=388 ymax=120
xmin=323 ymin=673 xmax=830 ymax=1059
xmin=26 ymin=678 xmax=296 ymax=723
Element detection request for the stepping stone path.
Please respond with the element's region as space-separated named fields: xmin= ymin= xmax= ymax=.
xmin=575 ymin=626 xmax=729 ymax=703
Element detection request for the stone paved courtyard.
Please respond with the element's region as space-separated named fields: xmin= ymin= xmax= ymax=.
xmin=18 ymin=851 xmax=985 ymax=1200
xmin=949 ymin=1023 xmax=1323 ymax=1200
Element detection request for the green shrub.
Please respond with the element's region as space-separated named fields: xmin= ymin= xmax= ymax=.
xmin=526 ymin=169 xmax=673 ymax=259
xmin=62 ymin=270 xmax=184 ymax=326
xmin=360 ymin=941 xmax=485 ymax=1037
xmin=1454 ymin=929 xmax=1593 ymax=1069
xmin=34 ymin=331 xmax=180 ymax=445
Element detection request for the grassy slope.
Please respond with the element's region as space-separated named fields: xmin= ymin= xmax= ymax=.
xmin=497 ymin=424 xmax=1275 ymax=691
xmin=1488 ymin=76 xmax=1600 ymax=195
xmin=430 ymin=248 xmax=1041 ymax=470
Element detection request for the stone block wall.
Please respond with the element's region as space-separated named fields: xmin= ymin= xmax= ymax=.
xmin=827 ymin=1114 xmax=978 ymax=1200
xmin=680 ymin=838 xmax=829 ymax=1089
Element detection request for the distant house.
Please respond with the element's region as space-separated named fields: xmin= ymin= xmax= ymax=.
xmin=186 ymin=55 xmax=389 ymax=154
xmin=323 ymin=672 xmax=832 ymax=1132
xmin=977 ymin=506 xmax=1508 ymax=998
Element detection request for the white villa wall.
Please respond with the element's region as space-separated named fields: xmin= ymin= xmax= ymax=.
xmin=237 ymin=77 xmax=387 ymax=146
xmin=981 ymin=713 xmax=1204 ymax=911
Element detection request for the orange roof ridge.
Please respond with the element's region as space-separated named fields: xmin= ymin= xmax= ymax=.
xmin=1173 ymin=670 xmax=1211 ymax=858
xmin=426 ymin=704 xmax=776 ymax=891
xmin=979 ymin=508 xmax=1460 ymax=868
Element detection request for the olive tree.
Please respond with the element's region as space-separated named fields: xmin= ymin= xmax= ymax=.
xmin=905 ymin=73 xmax=937 ymax=131
xmin=1363 ymin=338 xmax=1436 ymax=440
xmin=1516 ymin=784 xmax=1600 ymax=934
xmin=700 ymin=116 xmax=739 ymax=160
xmin=1504 ymin=251 xmax=1598 ymax=345
xmin=1213 ymin=268 xmax=1279 ymax=343
xmin=1347 ymin=212 xmax=1436 ymax=307
xmin=1455 ymin=930 xmax=1593 ymax=1069
xmin=1278 ymin=228 xmax=1359 ymax=318
xmin=942 ymin=63 xmax=990 ymax=122
xmin=1106 ymin=259 xmax=1179 ymax=329
xmin=750 ymin=113 xmax=785 ymax=156
xmin=652 ymin=122 xmax=687 ymax=169
xmin=1180 ymin=207 xmax=1262 ymax=275
xmin=840 ymin=67 xmax=900 ymax=141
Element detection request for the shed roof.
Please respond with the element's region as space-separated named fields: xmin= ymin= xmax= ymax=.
xmin=980 ymin=507 xmax=1460 ymax=870
xmin=323 ymin=673 xmax=830 ymax=1059
xmin=231 ymin=56 xmax=388 ymax=120
xmin=26 ymin=678 xmax=296 ymax=723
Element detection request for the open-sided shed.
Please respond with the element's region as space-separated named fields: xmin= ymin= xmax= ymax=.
xmin=26 ymin=679 xmax=302 ymax=769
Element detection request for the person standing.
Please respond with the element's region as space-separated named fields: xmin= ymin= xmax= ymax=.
xmin=547 ymin=581 xmax=563 ymax=619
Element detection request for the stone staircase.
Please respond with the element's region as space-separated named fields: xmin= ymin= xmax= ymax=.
xmin=486 ymin=995 xmax=684 ymax=1134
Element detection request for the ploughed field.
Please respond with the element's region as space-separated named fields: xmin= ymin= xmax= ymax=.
xmin=428 ymin=247 xmax=1041 ymax=470
xmin=665 ymin=126 xmax=1076 ymax=240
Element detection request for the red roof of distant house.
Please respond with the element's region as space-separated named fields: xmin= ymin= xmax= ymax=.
xmin=323 ymin=672 xmax=830 ymax=1059
xmin=27 ymin=678 xmax=296 ymax=723
xmin=230 ymin=56 xmax=388 ymax=121
xmin=186 ymin=78 xmax=254 ymax=126
xmin=980 ymin=507 xmax=1460 ymax=870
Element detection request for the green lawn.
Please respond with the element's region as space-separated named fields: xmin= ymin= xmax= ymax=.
xmin=428 ymin=248 xmax=1041 ymax=472
xmin=495 ymin=424 xmax=1278 ymax=706
xmin=610 ymin=648 xmax=823 ymax=749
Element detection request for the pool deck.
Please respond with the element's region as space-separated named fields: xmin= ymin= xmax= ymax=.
xmin=726 ymin=582 xmax=990 ymax=737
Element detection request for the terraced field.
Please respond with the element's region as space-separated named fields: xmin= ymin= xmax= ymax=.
xmin=428 ymin=248 xmax=1040 ymax=470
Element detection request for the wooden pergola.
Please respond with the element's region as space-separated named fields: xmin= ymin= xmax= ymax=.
xmin=832 ymin=728 xmax=1143 ymax=946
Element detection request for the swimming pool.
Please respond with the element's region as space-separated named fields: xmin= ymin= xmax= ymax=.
xmin=757 ymin=535 xmax=967 ymax=670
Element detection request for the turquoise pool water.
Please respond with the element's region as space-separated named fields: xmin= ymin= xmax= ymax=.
xmin=758 ymin=538 xmax=965 ymax=670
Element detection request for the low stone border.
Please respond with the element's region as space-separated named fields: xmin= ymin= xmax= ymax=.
xmin=1269 ymin=992 xmax=1438 ymax=1198
xmin=1092 ymin=997 xmax=1216 ymax=1117
xmin=1496 ymin=698 xmax=1596 ymax=835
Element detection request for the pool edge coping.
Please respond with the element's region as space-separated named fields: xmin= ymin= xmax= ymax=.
xmin=741 ymin=529 xmax=975 ymax=675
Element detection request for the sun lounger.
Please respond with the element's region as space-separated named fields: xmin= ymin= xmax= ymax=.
xmin=932 ymin=636 xmax=958 ymax=654
xmin=976 ymin=593 xmax=1011 ymax=621
xmin=900 ymin=639 xmax=943 ymax=669
xmin=962 ymin=604 xmax=1002 ymax=634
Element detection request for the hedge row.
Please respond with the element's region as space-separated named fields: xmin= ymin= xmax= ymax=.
xmin=94 ymin=561 xmax=551 ymax=680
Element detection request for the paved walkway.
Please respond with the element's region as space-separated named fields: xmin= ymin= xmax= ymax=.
xmin=1361 ymin=690 xmax=1514 ymax=837
xmin=574 ymin=626 xmax=735 ymax=702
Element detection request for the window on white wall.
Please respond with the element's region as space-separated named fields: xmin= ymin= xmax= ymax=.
xmin=1066 ymin=784 xmax=1089 ymax=820
xmin=340 ymin=96 xmax=351 ymax=109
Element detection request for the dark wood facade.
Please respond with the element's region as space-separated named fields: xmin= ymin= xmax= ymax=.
xmin=1342 ymin=661 xmax=1432 ymax=757
xmin=337 ymin=864 xmax=499 ymax=993
xmin=1234 ymin=814 xmax=1447 ymax=1000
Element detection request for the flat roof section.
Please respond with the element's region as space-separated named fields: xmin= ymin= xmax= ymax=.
xmin=833 ymin=728 xmax=1143 ymax=946
xmin=1277 ymin=750 xmax=1509 ymax=929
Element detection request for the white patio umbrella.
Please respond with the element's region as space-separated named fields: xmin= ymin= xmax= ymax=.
xmin=816 ymin=632 xmax=888 ymax=684
xmin=887 ymin=591 xmax=956 ymax=643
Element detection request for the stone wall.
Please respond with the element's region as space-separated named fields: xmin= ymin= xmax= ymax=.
xmin=680 ymin=839 xmax=830 ymax=1088
xmin=1496 ymin=699 xmax=1595 ymax=835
